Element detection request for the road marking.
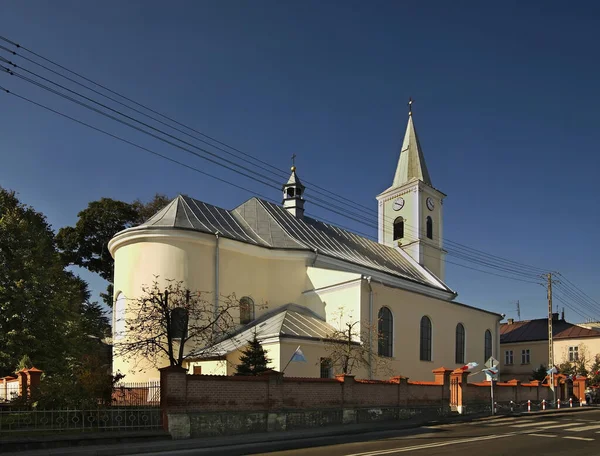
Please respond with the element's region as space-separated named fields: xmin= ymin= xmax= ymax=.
xmin=532 ymin=422 xmax=583 ymax=430
xmin=511 ymin=421 xmax=558 ymax=428
xmin=529 ymin=433 xmax=557 ymax=438
xmin=485 ymin=418 xmax=531 ymax=426
xmin=568 ymin=424 xmax=600 ymax=432
xmin=344 ymin=433 xmax=517 ymax=456
xmin=564 ymin=436 xmax=595 ymax=441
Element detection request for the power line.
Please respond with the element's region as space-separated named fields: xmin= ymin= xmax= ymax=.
xmin=0 ymin=84 xmax=549 ymax=290
xmin=0 ymin=37 xmax=551 ymax=278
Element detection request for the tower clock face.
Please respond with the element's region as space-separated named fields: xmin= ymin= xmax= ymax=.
xmin=426 ymin=197 xmax=435 ymax=211
xmin=392 ymin=197 xmax=405 ymax=211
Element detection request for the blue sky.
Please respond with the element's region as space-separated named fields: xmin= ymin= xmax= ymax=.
xmin=1 ymin=1 xmax=599 ymax=322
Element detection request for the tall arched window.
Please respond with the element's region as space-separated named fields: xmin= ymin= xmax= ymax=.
xmin=240 ymin=297 xmax=255 ymax=325
xmin=455 ymin=323 xmax=465 ymax=364
xmin=426 ymin=216 xmax=433 ymax=239
xmin=378 ymin=307 xmax=393 ymax=357
xmin=420 ymin=316 xmax=432 ymax=361
xmin=114 ymin=292 xmax=126 ymax=341
xmin=484 ymin=329 xmax=492 ymax=361
xmin=393 ymin=217 xmax=404 ymax=241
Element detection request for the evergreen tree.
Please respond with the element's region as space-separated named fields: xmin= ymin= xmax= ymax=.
xmin=235 ymin=334 xmax=271 ymax=376
xmin=531 ymin=364 xmax=547 ymax=382
xmin=589 ymin=355 xmax=600 ymax=386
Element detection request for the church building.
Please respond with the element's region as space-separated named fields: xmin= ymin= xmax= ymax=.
xmin=109 ymin=107 xmax=502 ymax=382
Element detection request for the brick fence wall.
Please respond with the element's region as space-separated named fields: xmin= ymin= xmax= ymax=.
xmin=160 ymin=366 xmax=587 ymax=439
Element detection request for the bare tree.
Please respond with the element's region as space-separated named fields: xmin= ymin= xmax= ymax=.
xmin=323 ymin=320 xmax=390 ymax=377
xmin=113 ymin=279 xmax=240 ymax=369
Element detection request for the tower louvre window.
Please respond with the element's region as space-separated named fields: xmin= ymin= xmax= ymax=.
xmin=393 ymin=217 xmax=404 ymax=240
xmin=426 ymin=216 xmax=433 ymax=239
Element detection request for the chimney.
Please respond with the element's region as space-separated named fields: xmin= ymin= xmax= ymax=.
xmin=552 ymin=312 xmax=559 ymax=322
xmin=507 ymin=318 xmax=514 ymax=325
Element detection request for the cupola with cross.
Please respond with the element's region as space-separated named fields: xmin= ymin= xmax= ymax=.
xmin=282 ymin=154 xmax=305 ymax=218
xmin=376 ymin=99 xmax=447 ymax=281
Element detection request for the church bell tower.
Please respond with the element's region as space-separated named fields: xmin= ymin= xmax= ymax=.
xmin=376 ymin=100 xmax=447 ymax=281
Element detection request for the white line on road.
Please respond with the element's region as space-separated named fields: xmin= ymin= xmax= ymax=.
xmin=344 ymin=433 xmax=517 ymax=456
xmin=510 ymin=421 xmax=559 ymax=428
xmin=529 ymin=433 xmax=557 ymax=438
xmin=530 ymin=422 xmax=583 ymax=430
xmin=564 ymin=436 xmax=595 ymax=441
xmin=568 ymin=424 xmax=600 ymax=432
xmin=485 ymin=419 xmax=532 ymax=426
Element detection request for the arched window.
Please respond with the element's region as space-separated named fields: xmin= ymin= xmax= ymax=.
xmin=378 ymin=307 xmax=393 ymax=357
xmin=420 ymin=316 xmax=432 ymax=361
xmin=455 ymin=323 xmax=465 ymax=364
xmin=240 ymin=297 xmax=255 ymax=325
xmin=171 ymin=307 xmax=189 ymax=340
xmin=484 ymin=329 xmax=492 ymax=361
xmin=393 ymin=217 xmax=404 ymax=241
xmin=426 ymin=216 xmax=433 ymax=239
xmin=114 ymin=292 xmax=126 ymax=341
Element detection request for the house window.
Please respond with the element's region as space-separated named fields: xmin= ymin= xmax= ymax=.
xmin=484 ymin=330 xmax=492 ymax=361
xmin=114 ymin=292 xmax=126 ymax=341
xmin=455 ymin=323 xmax=465 ymax=364
xmin=378 ymin=307 xmax=393 ymax=357
xmin=320 ymin=358 xmax=333 ymax=378
xmin=521 ymin=349 xmax=530 ymax=364
xmin=240 ymin=297 xmax=255 ymax=325
xmin=505 ymin=350 xmax=514 ymax=365
xmin=393 ymin=217 xmax=404 ymax=240
xmin=420 ymin=316 xmax=432 ymax=361
xmin=569 ymin=346 xmax=579 ymax=362
xmin=426 ymin=216 xmax=433 ymax=239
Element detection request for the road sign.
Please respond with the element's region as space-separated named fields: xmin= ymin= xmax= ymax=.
xmin=485 ymin=357 xmax=499 ymax=369
xmin=483 ymin=366 xmax=499 ymax=381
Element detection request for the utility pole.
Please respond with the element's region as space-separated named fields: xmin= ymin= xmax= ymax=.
xmin=547 ymin=272 xmax=555 ymax=404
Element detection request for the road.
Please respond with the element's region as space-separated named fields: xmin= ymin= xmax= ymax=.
xmin=127 ymin=409 xmax=600 ymax=456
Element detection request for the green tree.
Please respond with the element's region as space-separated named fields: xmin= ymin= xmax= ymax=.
xmin=236 ymin=333 xmax=271 ymax=376
xmin=0 ymin=187 xmax=109 ymax=378
xmin=531 ymin=364 xmax=547 ymax=382
xmin=56 ymin=194 xmax=170 ymax=307
xmin=589 ymin=355 xmax=600 ymax=386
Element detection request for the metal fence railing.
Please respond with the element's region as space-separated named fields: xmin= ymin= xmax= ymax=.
xmin=0 ymin=408 xmax=162 ymax=434
xmin=111 ymin=382 xmax=160 ymax=407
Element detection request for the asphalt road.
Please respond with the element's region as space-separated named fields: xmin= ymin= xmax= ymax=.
xmin=126 ymin=409 xmax=600 ymax=456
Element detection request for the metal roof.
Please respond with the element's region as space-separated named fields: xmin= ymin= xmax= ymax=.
xmin=500 ymin=318 xmax=600 ymax=343
xmin=186 ymin=303 xmax=338 ymax=359
xmin=392 ymin=115 xmax=432 ymax=187
xmin=119 ymin=194 xmax=449 ymax=292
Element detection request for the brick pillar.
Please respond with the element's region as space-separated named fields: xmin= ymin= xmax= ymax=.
xmin=573 ymin=376 xmax=587 ymax=404
xmin=506 ymin=379 xmax=520 ymax=404
xmin=159 ymin=366 xmax=189 ymax=438
xmin=16 ymin=370 xmax=27 ymax=398
xmin=336 ymin=375 xmax=356 ymax=424
xmin=432 ymin=368 xmax=452 ymax=410
xmin=266 ymin=372 xmax=285 ymax=432
xmin=391 ymin=376 xmax=409 ymax=407
xmin=450 ymin=369 xmax=469 ymax=414
xmin=25 ymin=367 xmax=43 ymax=400
xmin=1 ymin=377 xmax=7 ymax=401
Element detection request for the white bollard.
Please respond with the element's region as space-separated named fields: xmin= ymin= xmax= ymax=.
xmin=557 ymin=399 xmax=561 ymax=409
xmin=528 ymin=399 xmax=531 ymax=412
xmin=494 ymin=402 xmax=498 ymax=414
xmin=510 ymin=400 xmax=514 ymax=412
xmin=570 ymin=398 xmax=573 ymax=408
xmin=580 ymin=398 xmax=583 ymax=407
xmin=542 ymin=399 xmax=546 ymax=410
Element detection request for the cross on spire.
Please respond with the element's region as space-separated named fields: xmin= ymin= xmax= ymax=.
xmin=291 ymin=153 xmax=296 ymax=171
xmin=408 ymin=97 xmax=414 ymax=116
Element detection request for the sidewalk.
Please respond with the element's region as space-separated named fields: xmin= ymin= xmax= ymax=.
xmin=7 ymin=406 xmax=598 ymax=456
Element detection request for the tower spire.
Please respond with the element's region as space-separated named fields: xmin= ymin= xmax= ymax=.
xmin=392 ymin=102 xmax=432 ymax=187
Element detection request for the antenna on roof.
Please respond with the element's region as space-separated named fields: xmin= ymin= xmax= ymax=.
xmin=516 ymin=300 xmax=521 ymax=321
